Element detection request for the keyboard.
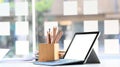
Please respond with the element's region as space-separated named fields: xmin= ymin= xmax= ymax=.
xmin=33 ymin=59 xmax=84 ymax=66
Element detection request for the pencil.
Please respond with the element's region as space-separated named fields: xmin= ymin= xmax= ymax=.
xmin=47 ymin=31 xmax=51 ymax=44
xmin=53 ymin=27 xmax=57 ymax=40
xmin=52 ymin=30 xmax=63 ymax=44
xmin=55 ymin=30 xmax=63 ymax=43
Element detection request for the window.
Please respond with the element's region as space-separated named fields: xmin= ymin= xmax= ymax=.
xmin=0 ymin=0 xmax=120 ymax=59
xmin=0 ymin=0 xmax=32 ymax=58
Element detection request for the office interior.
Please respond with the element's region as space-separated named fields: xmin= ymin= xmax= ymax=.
xmin=0 ymin=0 xmax=120 ymax=67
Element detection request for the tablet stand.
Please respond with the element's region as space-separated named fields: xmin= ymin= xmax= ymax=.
xmin=85 ymin=49 xmax=100 ymax=64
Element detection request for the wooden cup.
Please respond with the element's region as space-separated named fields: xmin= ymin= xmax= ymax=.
xmin=38 ymin=43 xmax=59 ymax=62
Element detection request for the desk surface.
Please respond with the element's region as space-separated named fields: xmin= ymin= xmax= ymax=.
xmin=0 ymin=58 xmax=120 ymax=67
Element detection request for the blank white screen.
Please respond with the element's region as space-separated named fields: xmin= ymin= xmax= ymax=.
xmin=64 ymin=34 xmax=97 ymax=60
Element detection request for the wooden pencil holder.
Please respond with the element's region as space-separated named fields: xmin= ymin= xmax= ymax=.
xmin=38 ymin=43 xmax=59 ymax=62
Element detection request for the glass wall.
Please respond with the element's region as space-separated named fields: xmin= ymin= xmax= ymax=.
xmin=0 ymin=0 xmax=120 ymax=58
xmin=0 ymin=0 xmax=33 ymax=58
xmin=36 ymin=0 xmax=120 ymax=55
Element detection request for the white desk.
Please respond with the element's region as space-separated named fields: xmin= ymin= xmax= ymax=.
xmin=0 ymin=58 xmax=120 ymax=67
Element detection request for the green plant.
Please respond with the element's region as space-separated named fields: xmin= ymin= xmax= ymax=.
xmin=35 ymin=0 xmax=54 ymax=12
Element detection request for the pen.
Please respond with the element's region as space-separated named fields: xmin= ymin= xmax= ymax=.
xmin=47 ymin=29 xmax=51 ymax=44
xmin=55 ymin=30 xmax=63 ymax=43
xmin=53 ymin=27 xmax=57 ymax=41
xmin=52 ymin=30 xmax=63 ymax=45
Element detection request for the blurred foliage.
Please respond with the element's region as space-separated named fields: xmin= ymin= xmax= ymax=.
xmin=35 ymin=0 xmax=54 ymax=12
xmin=9 ymin=0 xmax=54 ymax=12
xmin=35 ymin=0 xmax=55 ymax=43
xmin=9 ymin=2 xmax=15 ymax=9
xmin=35 ymin=0 xmax=55 ymax=25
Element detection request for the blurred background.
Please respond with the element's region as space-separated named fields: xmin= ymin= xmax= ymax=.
xmin=0 ymin=0 xmax=120 ymax=58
